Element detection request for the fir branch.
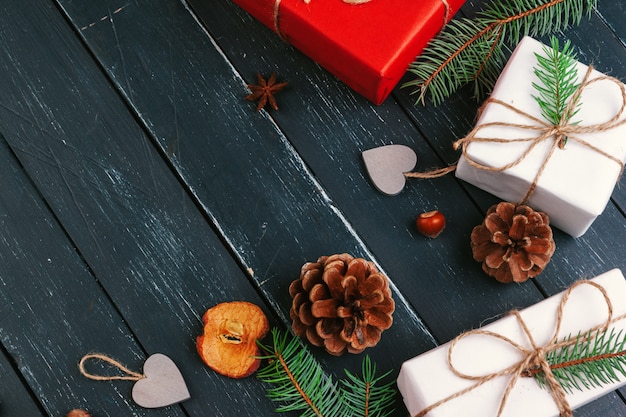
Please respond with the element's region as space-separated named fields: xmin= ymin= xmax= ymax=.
xmin=404 ymin=0 xmax=597 ymax=106
xmin=532 ymin=36 xmax=582 ymax=137
xmin=529 ymin=329 xmax=626 ymax=394
xmin=257 ymin=329 xmax=346 ymax=417
xmin=256 ymin=328 xmax=397 ymax=417
xmin=341 ymin=356 xmax=396 ymax=417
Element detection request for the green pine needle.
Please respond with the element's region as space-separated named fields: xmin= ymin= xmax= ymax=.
xmin=532 ymin=36 xmax=582 ymax=133
xmin=534 ymin=328 xmax=626 ymax=394
xmin=341 ymin=356 xmax=397 ymax=417
xmin=404 ymin=0 xmax=597 ymax=106
xmin=256 ymin=328 xmax=397 ymax=417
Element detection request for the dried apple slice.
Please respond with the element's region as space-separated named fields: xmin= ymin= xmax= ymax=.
xmin=196 ymin=301 xmax=269 ymax=378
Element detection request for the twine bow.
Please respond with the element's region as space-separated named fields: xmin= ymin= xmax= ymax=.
xmin=414 ymin=280 xmax=626 ymax=417
xmin=407 ymin=66 xmax=626 ymax=205
xmin=273 ymin=0 xmax=451 ymax=40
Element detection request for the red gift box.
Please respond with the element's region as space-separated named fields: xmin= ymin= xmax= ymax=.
xmin=232 ymin=0 xmax=465 ymax=104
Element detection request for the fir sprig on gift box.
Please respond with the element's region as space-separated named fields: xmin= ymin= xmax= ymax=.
xmin=527 ymin=328 xmax=626 ymax=394
xmin=256 ymin=328 xmax=396 ymax=417
xmin=404 ymin=0 xmax=596 ymax=106
xmin=532 ymin=36 xmax=582 ymax=147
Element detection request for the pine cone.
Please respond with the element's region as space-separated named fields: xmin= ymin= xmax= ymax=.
xmin=289 ymin=254 xmax=395 ymax=356
xmin=471 ymin=202 xmax=555 ymax=283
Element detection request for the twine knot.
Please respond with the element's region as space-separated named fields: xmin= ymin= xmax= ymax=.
xmin=546 ymin=126 xmax=567 ymax=149
xmin=521 ymin=348 xmax=547 ymax=377
xmin=414 ymin=280 xmax=626 ymax=417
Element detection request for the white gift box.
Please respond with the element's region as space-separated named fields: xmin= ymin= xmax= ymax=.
xmin=397 ymin=268 xmax=626 ymax=417
xmin=455 ymin=36 xmax=626 ymax=237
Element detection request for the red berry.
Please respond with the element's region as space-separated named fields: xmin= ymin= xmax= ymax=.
xmin=416 ymin=210 xmax=446 ymax=238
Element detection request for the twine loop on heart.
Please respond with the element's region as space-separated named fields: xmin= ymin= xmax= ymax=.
xmin=79 ymin=353 xmax=145 ymax=381
xmin=273 ymin=0 xmax=451 ymax=41
xmin=414 ymin=280 xmax=626 ymax=417
xmin=405 ymin=66 xmax=626 ymax=205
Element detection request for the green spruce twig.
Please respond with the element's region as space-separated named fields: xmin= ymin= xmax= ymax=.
xmin=342 ymin=356 xmax=396 ymax=417
xmin=404 ymin=0 xmax=596 ymax=106
xmin=532 ymin=36 xmax=582 ymax=147
xmin=527 ymin=328 xmax=626 ymax=394
xmin=256 ymin=328 xmax=397 ymax=417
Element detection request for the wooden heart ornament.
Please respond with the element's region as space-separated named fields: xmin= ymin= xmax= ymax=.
xmin=362 ymin=145 xmax=417 ymax=196
xmin=79 ymin=352 xmax=190 ymax=409
xmin=131 ymin=353 xmax=190 ymax=408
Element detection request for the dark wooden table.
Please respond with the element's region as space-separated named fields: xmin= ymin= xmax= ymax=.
xmin=1 ymin=1 xmax=626 ymax=416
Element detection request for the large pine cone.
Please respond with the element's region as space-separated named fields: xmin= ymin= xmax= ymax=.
xmin=471 ymin=202 xmax=555 ymax=283
xmin=289 ymin=254 xmax=395 ymax=356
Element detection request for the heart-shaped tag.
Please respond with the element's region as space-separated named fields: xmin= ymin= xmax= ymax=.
xmin=362 ymin=145 xmax=417 ymax=196
xmin=131 ymin=353 xmax=190 ymax=408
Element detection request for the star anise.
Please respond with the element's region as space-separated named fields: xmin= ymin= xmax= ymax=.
xmin=245 ymin=73 xmax=288 ymax=111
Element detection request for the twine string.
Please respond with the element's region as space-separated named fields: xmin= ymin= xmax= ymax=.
xmin=414 ymin=280 xmax=626 ymax=417
xmin=441 ymin=0 xmax=450 ymax=23
xmin=273 ymin=0 xmax=285 ymax=40
xmin=405 ymin=66 xmax=626 ymax=205
xmin=273 ymin=0 xmax=452 ymax=41
xmin=79 ymin=353 xmax=144 ymax=382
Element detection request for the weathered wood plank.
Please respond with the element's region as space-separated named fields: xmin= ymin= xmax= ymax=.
xmin=0 ymin=1 xmax=279 ymax=416
xmin=0 ymin=347 xmax=45 ymax=417
xmin=583 ymin=2 xmax=626 ymax=48
xmin=0 ymin=131 xmax=186 ymax=417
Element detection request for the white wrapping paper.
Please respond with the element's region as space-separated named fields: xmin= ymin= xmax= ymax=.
xmin=455 ymin=37 xmax=626 ymax=237
xmin=397 ymin=268 xmax=626 ymax=417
